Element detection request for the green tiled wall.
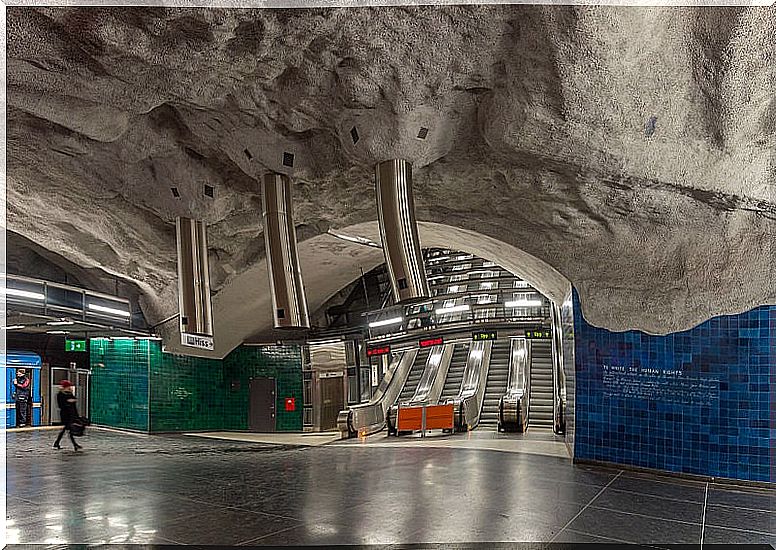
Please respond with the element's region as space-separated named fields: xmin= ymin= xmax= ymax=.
xmin=223 ymin=345 xmax=303 ymax=432
xmin=91 ymin=339 xmax=303 ymax=433
xmin=148 ymin=346 xmax=224 ymax=432
xmin=89 ymin=339 xmax=150 ymax=431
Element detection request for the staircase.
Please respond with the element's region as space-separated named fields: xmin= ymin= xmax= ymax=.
xmin=529 ymin=339 xmax=555 ymax=430
xmin=439 ymin=343 xmax=470 ymax=402
xmin=478 ymin=340 xmax=511 ymax=428
xmin=397 ymin=347 xmax=431 ymax=404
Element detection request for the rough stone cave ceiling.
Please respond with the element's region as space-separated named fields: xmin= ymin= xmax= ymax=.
xmin=5 ymin=5 xmax=775 ymax=335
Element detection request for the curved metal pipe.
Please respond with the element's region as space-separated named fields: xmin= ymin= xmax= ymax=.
xmin=375 ymin=159 xmax=430 ymax=303
xmin=176 ymin=217 xmax=213 ymax=336
xmin=262 ymin=173 xmax=310 ymax=329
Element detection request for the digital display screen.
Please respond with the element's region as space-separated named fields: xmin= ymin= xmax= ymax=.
xmin=65 ymin=339 xmax=87 ymax=352
xmin=419 ymin=337 xmax=444 ymax=348
xmin=472 ymin=331 xmax=497 ymax=341
xmin=367 ymin=346 xmax=391 ymax=357
xmin=525 ymin=330 xmax=551 ymax=339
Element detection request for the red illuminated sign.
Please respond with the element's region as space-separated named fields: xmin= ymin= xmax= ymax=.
xmin=367 ymin=346 xmax=391 ymax=357
xmin=285 ymin=397 xmax=296 ymax=412
xmin=419 ymin=337 xmax=444 ymax=348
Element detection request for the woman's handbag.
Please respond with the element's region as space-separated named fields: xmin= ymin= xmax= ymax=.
xmin=70 ymin=416 xmax=90 ymax=437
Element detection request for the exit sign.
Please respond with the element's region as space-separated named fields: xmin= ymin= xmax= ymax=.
xmin=65 ymin=339 xmax=87 ymax=352
xmin=472 ymin=331 xmax=497 ymax=341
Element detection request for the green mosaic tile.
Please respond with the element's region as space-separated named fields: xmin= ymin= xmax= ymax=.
xmin=91 ymin=340 xmax=303 ymax=433
xmin=89 ymin=339 xmax=149 ymax=431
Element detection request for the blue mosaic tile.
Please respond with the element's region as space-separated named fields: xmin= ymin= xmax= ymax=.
xmin=572 ymin=289 xmax=774 ymax=482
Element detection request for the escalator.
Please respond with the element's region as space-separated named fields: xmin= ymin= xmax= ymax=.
xmin=528 ymin=339 xmax=554 ymax=430
xmin=439 ymin=342 xmax=470 ymax=403
xmin=397 ymin=346 xmax=431 ymax=404
xmin=478 ymin=339 xmax=511 ymax=428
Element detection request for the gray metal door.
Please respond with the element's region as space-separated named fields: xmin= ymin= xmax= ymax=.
xmin=319 ymin=377 xmax=344 ymax=431
xmin=249 ymin=377 xmax=276 ymax=432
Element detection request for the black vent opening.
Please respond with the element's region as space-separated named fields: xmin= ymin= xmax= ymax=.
xmin=398 ymin=278 xmax=408 ymax=290
xmin=181 ymin=316 xmax=188 ymax=326
xmin=170 ymin=187 xmax=180 ymax=198
xmin=282 ymin=152 xmax=294 ymax=167
xmin=204 ymin=184 xmax=215 ymax=198
xmin=417 ymin=127 xmax=429 ymax=140
xmin=277 ymin=308 xmax=286 ymax=319
xmin=243 ymin=148 xmax=253 ymax=160
xmin=350 ymin=127 xmax=360 ymax=144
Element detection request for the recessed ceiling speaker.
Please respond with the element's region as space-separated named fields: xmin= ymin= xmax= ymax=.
xmin=176 ymin=217 xmax=213 ymax=337
xmin=262 ymin=173 xmax=310 ymax=329
xmin=170 ymin=187 xmax=180 ymax=198
xmin=244 ymin=148 xmax=253 ymax=160
xmin=350 ymin=127 xmax=360 ymax=144
xmin=417 ymin=127 xmax=429 ymax=140
xmin=204 ymin=184 xmax=215 ymax=198
xmin=282 ymin=151 xmax=295 ymax=168
xmin=375 ymin=159 xmax=430 ymax=303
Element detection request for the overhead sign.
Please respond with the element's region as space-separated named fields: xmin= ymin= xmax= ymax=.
xmin=65 ymin=339 xmax=87 ymax=352
xmin=525 ymin=330 xmax=551 ymax=339
xmin=472 ymin=331 xmax=497 ymax=341
xmin=181 ymin=332 xmax=214 ymax=350
xmin=367 ymin=345 xmax=391 ymax=357
xmin=419 ymin=337 xmax=443 ymax=348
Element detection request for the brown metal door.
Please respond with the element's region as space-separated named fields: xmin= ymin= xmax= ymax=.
xmin=319 ymin=376 xmax=344 ymax=431
xmin=249 ymin=377 xmax=276 ymax=432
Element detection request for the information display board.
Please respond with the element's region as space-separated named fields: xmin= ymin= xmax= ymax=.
xmin=472 ymin=331 xmax=497 ymax=341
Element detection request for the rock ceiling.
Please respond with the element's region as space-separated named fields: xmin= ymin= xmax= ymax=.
xmin=6 ymin=5 xmax=775 ymax=339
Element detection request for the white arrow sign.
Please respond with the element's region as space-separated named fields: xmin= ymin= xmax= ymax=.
xmin=180 ymin=333 xmax=214 ymax=351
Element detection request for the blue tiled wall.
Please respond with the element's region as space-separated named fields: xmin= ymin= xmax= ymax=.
xmin=573 ymin=290 xmax=774 ymax=482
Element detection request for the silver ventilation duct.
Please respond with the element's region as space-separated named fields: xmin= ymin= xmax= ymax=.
xmin=176 ymin=217 xmax=213 ymax=336
xmin=262 ymin=173 xmax=310 ymax=329
xmin=375 ymin=159 xmax=430 ymax=303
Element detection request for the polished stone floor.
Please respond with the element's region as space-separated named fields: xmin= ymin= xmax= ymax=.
xmin=5 ymin=429 xmax=775 ymax=547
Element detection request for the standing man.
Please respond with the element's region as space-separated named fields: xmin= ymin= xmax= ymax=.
xmin=12 ymin=368 xmax=32 ymax=427
xmin=54 ymin=380 xmax=81 ymax=451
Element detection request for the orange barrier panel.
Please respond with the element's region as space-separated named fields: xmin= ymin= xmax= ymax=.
xmin=397 ymin=406 xmax=423 ymax=431
xmin=424 ymin=404 xmax=454 ymax=430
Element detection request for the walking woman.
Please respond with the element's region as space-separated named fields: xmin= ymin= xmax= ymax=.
xmin=54 ymin=380 xmax=82 ymax=451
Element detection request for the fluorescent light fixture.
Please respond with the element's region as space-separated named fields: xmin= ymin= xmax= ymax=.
xmin=1 ymin=325 xmax=26 ymax=330
xmin=136 ymin=336 xmax=162 ymax=341
xmin=88 ymin=303 xmax=131 ymax=317
xmin=2 ymin=288 xmax=45 ymax=300
xmin=91 ymin=337 xmax=110 ymax=341
xmin=368 ymin=317 xmax=404 ymax=328
xmin=110 ymin=336 xmax=134 ymax=340
xmin=327 ymin=230 xmax=382 ymax=249
xmin=505 ymin=300 xmax=542 ymax=307
xmin=471 ymin=350 xmax=483 ymax=358
xmin=46 ymin=330 xmax=69 ymax=335
xmin=435 ymin=304 xmax=470 ymax=314
xmin=46 ymin=320 xmax=74 ymax=326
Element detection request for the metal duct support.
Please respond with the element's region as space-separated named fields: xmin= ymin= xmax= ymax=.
xmin=176 ymin=217 xmax=213 ymax=336
xmin=262 ymin=173 xmax=310 ymax=329
xmin=375 ymin=159 xmax=430 ymax=303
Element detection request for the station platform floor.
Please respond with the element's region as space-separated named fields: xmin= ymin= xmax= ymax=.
xmin=5 ymin=428 xmax=775 ymax=547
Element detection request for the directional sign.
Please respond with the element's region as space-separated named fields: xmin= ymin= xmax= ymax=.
xmin=65 ymin=339 xmax=87 ymax=352
xmin=181 ymin=332 xmax=214 ymax=350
